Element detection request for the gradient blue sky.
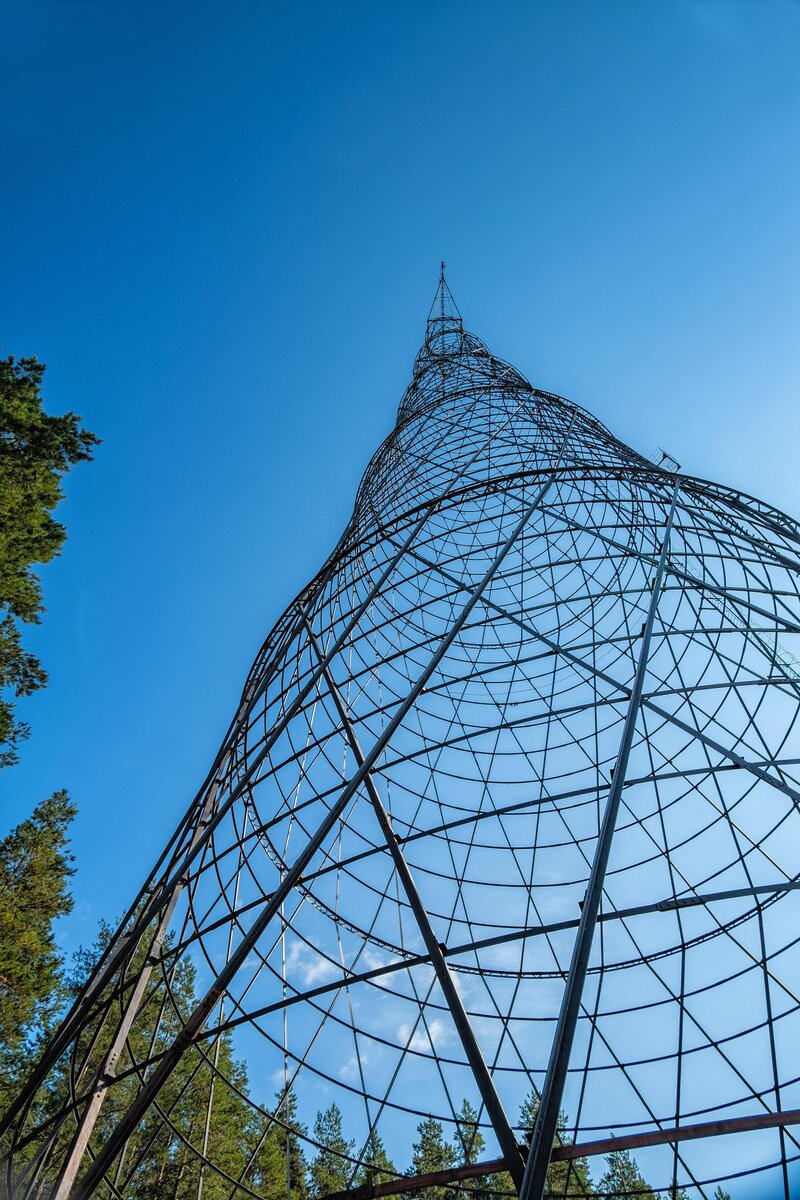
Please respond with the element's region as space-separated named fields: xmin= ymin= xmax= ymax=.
xmin=2 ymin=0 xmax=800 ymax=956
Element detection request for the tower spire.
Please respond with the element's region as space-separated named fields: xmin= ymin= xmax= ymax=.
xmin=426 ymin=261 xmax=463 ymax=350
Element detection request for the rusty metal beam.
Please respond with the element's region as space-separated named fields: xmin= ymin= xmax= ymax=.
xmin=520 ymin=482 xmax=682 ymax=1200
xmin=321 ymin=1107 xmax=800 ymax=1200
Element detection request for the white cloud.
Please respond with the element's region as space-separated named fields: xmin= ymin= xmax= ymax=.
xmin=397 ymin=1017 xmax=453 ymax=1053
xmin=339 ymin=1050 xmax=370 ymax=1082
xmin=286 ymin=938 xmax=340 ymax=986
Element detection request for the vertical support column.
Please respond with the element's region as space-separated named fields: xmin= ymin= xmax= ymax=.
xmin=519 ymin=482 xmax=680 ymax=1200
xmin=49 ymin=728 xmax=244 ymax=1200
xmin=305 ymin=620 xmax=525 ymax=1185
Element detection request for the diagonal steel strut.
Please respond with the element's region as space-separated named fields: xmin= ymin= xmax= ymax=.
xmin=304 ymin=616 xmax=525 ymax=1186
xmin=519 ymin=481 xmax=681 ymax=1200
xmin=47 ymin=773 xmax=227 ymax=1200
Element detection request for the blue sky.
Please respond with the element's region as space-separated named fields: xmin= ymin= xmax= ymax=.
xmin=1 ymin=0 xmax=800 ymax=960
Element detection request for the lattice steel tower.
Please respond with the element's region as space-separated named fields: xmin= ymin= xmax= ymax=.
xmin=3 ymin=272 xmax=800 ymax=1200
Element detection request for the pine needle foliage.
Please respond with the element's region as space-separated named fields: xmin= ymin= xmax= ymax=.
xmin=310 ymin=1104 xmax=356 ymax=1197
xmin=406 ymin=1115 xmax=456 ymax=1200
xmin=0 ymin=355 xmax=97 ymax=765
xmin=597 ymin=1148 xmax=657 ymax=1200
xmin=0 ymin=788 xmax=76 ymax=1108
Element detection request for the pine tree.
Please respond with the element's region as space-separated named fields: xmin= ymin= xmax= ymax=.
xmin=357 ymin=1129 xmax=396 ymax=1188
xmin=252 ymin=1088 xmax=310 ymax=1200
xmin=713 ymin=1189 xmax=732 ymax=1200
xmin=34 ymin=922 xmax=264 ymax=1200
xmin=310 ymin=1103 xmax=356 ymax=1196
xmin=0 ymin=789 xmax=76 ymax=1108
xmin=408 ymin=1116 xmax=455 ymax=1200
xmin=454 ymin=1099 xmax=501 ymax=1200
xmin=454 ymin=1099 xmax=485 ymax=1166
xmin=518 ymin=1090 xmax=593 ymax=1198
xmin=598 ymin=1148 xmax=656 ymax=1200
xmin=0 ymin=355 xmax=98 ymax=765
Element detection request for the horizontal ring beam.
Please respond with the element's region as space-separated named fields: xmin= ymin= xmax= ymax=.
xmin=321 ymin=1108 xmax=800 ymax=1200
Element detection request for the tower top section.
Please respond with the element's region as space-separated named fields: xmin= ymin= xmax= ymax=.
xmin=424 ymin=261 xmax=464 ymax=353
xmin=398 ymin=268 xmax=531 ymax=426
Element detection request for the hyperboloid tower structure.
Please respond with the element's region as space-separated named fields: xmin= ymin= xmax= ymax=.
xmin=3 ymin=273 xmax=800 ymax=1200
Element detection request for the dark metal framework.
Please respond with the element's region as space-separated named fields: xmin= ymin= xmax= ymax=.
xmin=3 ymin=273 xmax=800 ymax=1199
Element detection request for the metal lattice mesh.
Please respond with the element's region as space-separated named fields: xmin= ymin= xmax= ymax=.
xmin=3 ymin=276 xmax=800 ymax=1200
